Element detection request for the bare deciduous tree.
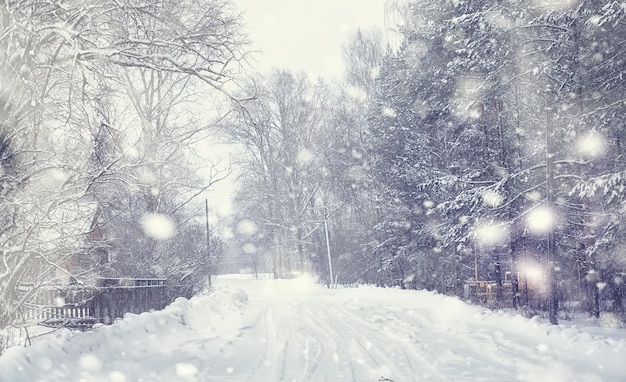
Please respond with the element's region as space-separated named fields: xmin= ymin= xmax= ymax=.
xmin=0 ymin=0 xmax=247 ymax=342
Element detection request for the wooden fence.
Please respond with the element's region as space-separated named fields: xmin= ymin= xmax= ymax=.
xmin=92 ymin=278 xmax=167 ymax=324
xmin=19 ymin=278 xmax=170 ymax=330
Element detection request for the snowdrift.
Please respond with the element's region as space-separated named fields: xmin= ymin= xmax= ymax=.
xmin=0 ymin=275 xmax=624 ymax=381
xmin=0 ymin=285 xmax=249 ymax=382
xmin=338 ymin=285 xmax=626 ymax=380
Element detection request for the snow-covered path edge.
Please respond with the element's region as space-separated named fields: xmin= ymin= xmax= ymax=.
xmin=0 ymin=275 xmax=624 ymax=381
xmin=336 ymin=285 xmax=626 ymax=380
xmin=0 ymin=284 xmax=250 ymax=382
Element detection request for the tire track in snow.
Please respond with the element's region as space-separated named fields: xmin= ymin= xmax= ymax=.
xmin=298 ymin=301 xmax=448 ymax=382
xmin=248 ymin=304 xmax=291 ymax=382
xmin=222 ymin=278 xmax=614 ymax=381
xmin=329 ymin=303 xmax=448 ymax=381
xmin=337 ymin=299 xmax=590 ymax=381
xmin=295 ymin=304 xmax=326 ymax=380
xmin=246 ymin=293 xmax=594 ymax=381
xmin=337 ymin=301 xmax=521 ymax=380
xmin=248 ymin=301 xmax=327 ymax=382
xmin=297 ymin=304 xmax=358 ymax=381
xmin=245 ymin=305 xmax=274 ymax=382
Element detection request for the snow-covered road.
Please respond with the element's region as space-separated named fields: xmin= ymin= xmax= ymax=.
xmin=1 ymin=274 xmax=625 ymax=381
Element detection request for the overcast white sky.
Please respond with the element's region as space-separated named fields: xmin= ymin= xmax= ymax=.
xmin=233 ymin=0 xmax=388 ymax=79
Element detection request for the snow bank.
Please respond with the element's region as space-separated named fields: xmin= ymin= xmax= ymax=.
xmin=339 ymin=285 xmax=626 ymax=380
xmin=0 ymin=285 xmax=249 ymax=382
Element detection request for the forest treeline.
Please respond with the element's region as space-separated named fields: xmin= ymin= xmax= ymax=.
xmin=225 ymin=0 xmax=626 ymax=324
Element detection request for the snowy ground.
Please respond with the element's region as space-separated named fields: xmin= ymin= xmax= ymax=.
xmin=1 ymin=274 xmax=625 ymax=382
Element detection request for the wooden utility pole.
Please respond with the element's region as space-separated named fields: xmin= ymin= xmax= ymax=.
xmin=205 ymin=199 xmax=212 ymax=287
xmin=545 ymin=86 xmax=558 ymax=325
xmin=323 ymin=214 xmax=334 ymax=289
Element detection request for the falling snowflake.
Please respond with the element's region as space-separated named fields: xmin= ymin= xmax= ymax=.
xmin=297 ymin=148 xmax=315 ymax=165
xmin=451 ymin=76 xmax=484 ymax=120
xmin=108 ymin=371 xmax=127 ymax=382
xmin=482 ymin=190 xmax=503 ymax=208
xmin=577 ymin=132 xmax=605 ymax=159
xmin=526 ymin=206 xmax=554 ymax=235
xmin=475 ymin=222 xmax=509 ymax=247
xmin=382 ymin=106 xmax=397 ymax=118
xmin=237 ymin=219 xmax=258 ymax=236
xmin=175 ymin=363 xmax=198 ymax=377
xmin=79 ymin=354 xmax=102 ymax=372
xmin=140 ymin=213 xmax=177 ymax=240
xmin=530 ymin=0 xmax=578 ymax=11
xmin=242 ymin=243 xmax=257 ymax=254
